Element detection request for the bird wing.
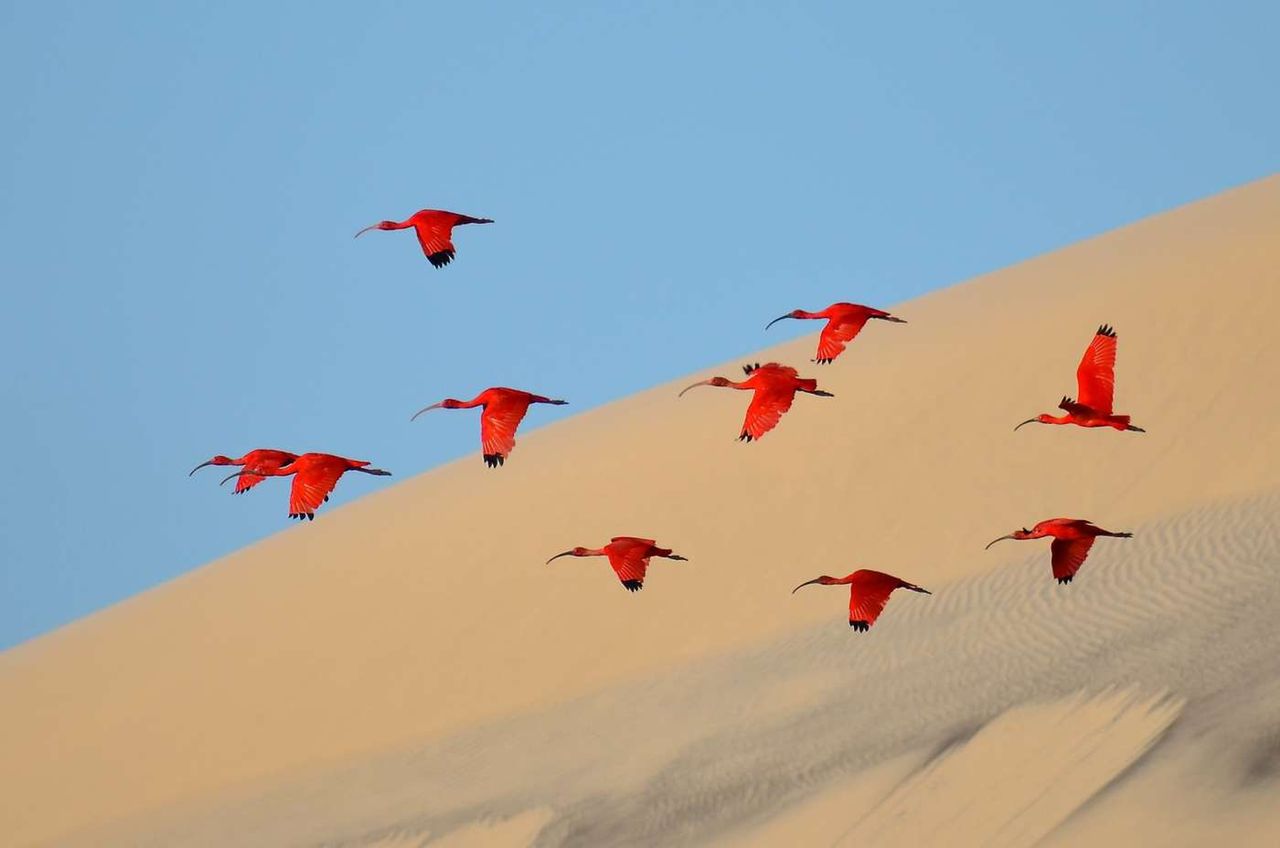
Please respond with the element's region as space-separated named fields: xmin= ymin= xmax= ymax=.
xmin=605 ymin=543 xmax=652 ymax=587
xmin=847 ymin=570 xmax=904 ymax=628
xmin=236 ymin=451 xmax=297 ymax=495
xmin=413 ymin=216 xmax=457 ymax=268
xmin=288 ymin=463 xmax=345 ymax=517
xmin=1075 ymin=326 xmax=1117 ymax=413
xmin=1050 ymin=537 xmax=1096 ymax=583
xmin=480 ymin=398 xmax=531 ymax=460
xmin=740 ymin=386 xmax=796 ymax=441
xmin=233 ymin=472 xmax=268 ymax=494
xmin=816 ymin=314 xmax=872 ymax=363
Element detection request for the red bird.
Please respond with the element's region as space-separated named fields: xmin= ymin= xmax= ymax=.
xmin=679 ymin=362 xmax=832 ymax=442
xmin=411 ymin=387 xmax=567 ymax=467
xmin=986 ymin=518 xmax=1133 ymax=584
xmin=354 ymin=209 xmax=493 ymax=268
xmin=189 ymin=449 xmax=299 ymax=495
xmin=792 ymin=569 xmax=930 ymax=631
xmin=222 ymin=452 xmax=391 ymax=521
xmin=765 ymin=302 xmax=906 ymax=364
xmin=1015 ymin=325 xmax=1145 ymax=432
xmin=546 ymin=537 xmax=688 ymax=592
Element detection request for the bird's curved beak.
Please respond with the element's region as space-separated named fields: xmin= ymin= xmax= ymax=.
xmin=189 ymin=460 xmax=215 ymax=476
xmin=220 ymin=470 xmax=251 ymax=487
xmin=985 ymin=534 xmax=1018 ymax=550
xmin=410 ymin=402 xmax=445 ymax=421
xmin=764 ymin=314 xmax=793 ymax=331
xmin=791 ymin=578 xmax=823 ymax=594
xmin=545 ymin=550 xmax=575 ymax=565
xmin=678 ymin=379 xmax=713 ymax=398
xmin=1013 ymin=418 xmax=1040 ymax=431
xmin=353 ymin=224 xmax=378 ymax=239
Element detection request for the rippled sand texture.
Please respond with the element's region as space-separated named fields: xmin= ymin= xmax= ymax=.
xmin=3 ymin=176 xmax=1280 ymax=846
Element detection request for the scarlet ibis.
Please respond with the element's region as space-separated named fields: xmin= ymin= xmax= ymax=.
xmin=189 ymin=449 xmax=299 ymax=495
xmin=1015 ymin=325 xmax=1145 ymax=432
xmin=766 ymin=302 xmax=907 ymax=364
xmin=411 ymin=387 xmax=567 ymax=468
xmin=679 ymin=362 xmax=832 ymax=442
xmin=792 ymin=569 xmax=930 ymax=631
xmin=546 ymin=537 xmax=688 ymax=592
xmin=222 ymin=452 xmax=391 ymax=520
xmin=985 ymin=518 xmax=1133 ymax=584
xmin=354 ymin=209 xmax=493 ymax=268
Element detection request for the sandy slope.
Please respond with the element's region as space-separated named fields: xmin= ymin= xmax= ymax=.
xmin=3 ymin=176 xmax=1280 ymax=846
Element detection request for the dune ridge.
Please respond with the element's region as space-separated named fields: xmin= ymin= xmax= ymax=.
xmin=3 ymin=175 xmax=1280 ymax=846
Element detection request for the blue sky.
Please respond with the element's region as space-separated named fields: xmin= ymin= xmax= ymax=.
xmin=1 ymin=2 xmax=1276 ymax=649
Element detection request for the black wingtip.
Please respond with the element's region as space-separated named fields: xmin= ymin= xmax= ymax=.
xmin=742 ymin=362 xmax=761 ymax=375
xmin=1057 ymin=575 xmax=1074 ymax=584
xmin=483 ymin=453 xmax=506 ymax=468
xmin=738 ymin=432 xmax=754 ymax=443
xmin=849 ymin=620 xmax=870 ymax=632
xmin=622 ymin=579 xmax=643 ymax=592
xmin=428 ymin=250 xmax=456 ymax=268
xmin=1097 ymin=324 xmax=1116 ymax=338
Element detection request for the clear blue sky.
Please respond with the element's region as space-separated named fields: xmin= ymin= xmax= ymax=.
xmin=1 ymin=2 xmax=1276 ymax=649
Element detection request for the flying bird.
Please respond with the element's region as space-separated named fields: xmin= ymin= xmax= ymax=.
xmin=411 ymin=387 xmax=567 ymax=467
xmin=1015 ymin=325 xmax=1144 ymax=432
xmin=792 ymin=569 xmax=930 ymax=631
xmin=354 ymin=209 xmax=493 ymax=268
xmin=679 ymin=362 xmax=832 ymax=442
xmin=766 ymin=302 xmax=907 ymax=364
xmin=189 ymin=449 xmax=299 ymax=495
xmin=222 ymin=452 xmax=391 ymax=520
xmin=546 ymin=537 xmax=688 ymax=592
xmin=985 ymin=518 xmax=1133 ymax=584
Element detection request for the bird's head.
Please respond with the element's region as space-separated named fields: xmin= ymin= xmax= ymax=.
xmin=1013 ymin=414 xmax=1053 ymax=431
xmin=791 ymin=575 xmax=842 ymax=593
xmin=678 ymin=376 xmax=730 ymax=397
xmin=189 ymin=455 xmax=234 ymax=475
xmin=546 ymin=547 xmax=590 ymax=564
xmin=410 ymin=399 xmax=462 ymax=421
xmin=353 ymin=220 xmax=397 ymax=238
xmin=765 ymin=309 xmax=805 ymax=330
xmin=985 ymin=528 xmax=1033 ymax=549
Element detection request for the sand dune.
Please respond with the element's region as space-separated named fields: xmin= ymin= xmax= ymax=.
xmin=3 ymin=176 xmax=1280 ymax=846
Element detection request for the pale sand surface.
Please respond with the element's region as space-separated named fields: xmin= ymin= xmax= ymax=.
xmin=3 ymin=176 xmax=1280 ymax=845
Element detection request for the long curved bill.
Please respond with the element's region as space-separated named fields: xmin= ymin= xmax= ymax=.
xmin=764 ymin=314 xmax=794 ymax=331
xmin=410 ymin=402 xmax=445 ymax=422
xmin=353 ymin=224 xmax=379 ymax=239
xmin=189 ymin=460 xmax=216 ymax=476
xmin=791 ymin=577 xmax=824 ymax=594
xmin=545 ymin=550 xmax=576 ymax=565
xmin=678 ymin=379 xmax=713 ymax=398
xmin=985 ymin=534 xmax=1018 ymax=550
xmin=1013 ymin=418 xmax=1039 ymax=431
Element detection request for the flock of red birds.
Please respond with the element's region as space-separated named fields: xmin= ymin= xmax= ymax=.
xmin=190 ymin=209 xmax=1144 ymax=631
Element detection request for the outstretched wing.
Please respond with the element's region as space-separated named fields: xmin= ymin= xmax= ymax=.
xmin=1050 ymin=537 xmax=1096 ymax=584
xmin=816 ymin=314 xmax=872 ymax=364
xmin=740 ymin=386 xmax=796 ymax=442
xmin=605 ymin=540 xmax=653 ymax=591
xmin=1076 ymin=325 xmax=1118 ymax=413
xmin=480 ymin=398 xmax=531 ymax=464
xmin=233 ymin=472 xmax=268 ymax=494
xmin=288 ymin=464 xmax=344 ymax=519
xmin=846 ymin=569 xmax=908 ymax=629
xmin=413 ymin=215 xmax=458 ymax=268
